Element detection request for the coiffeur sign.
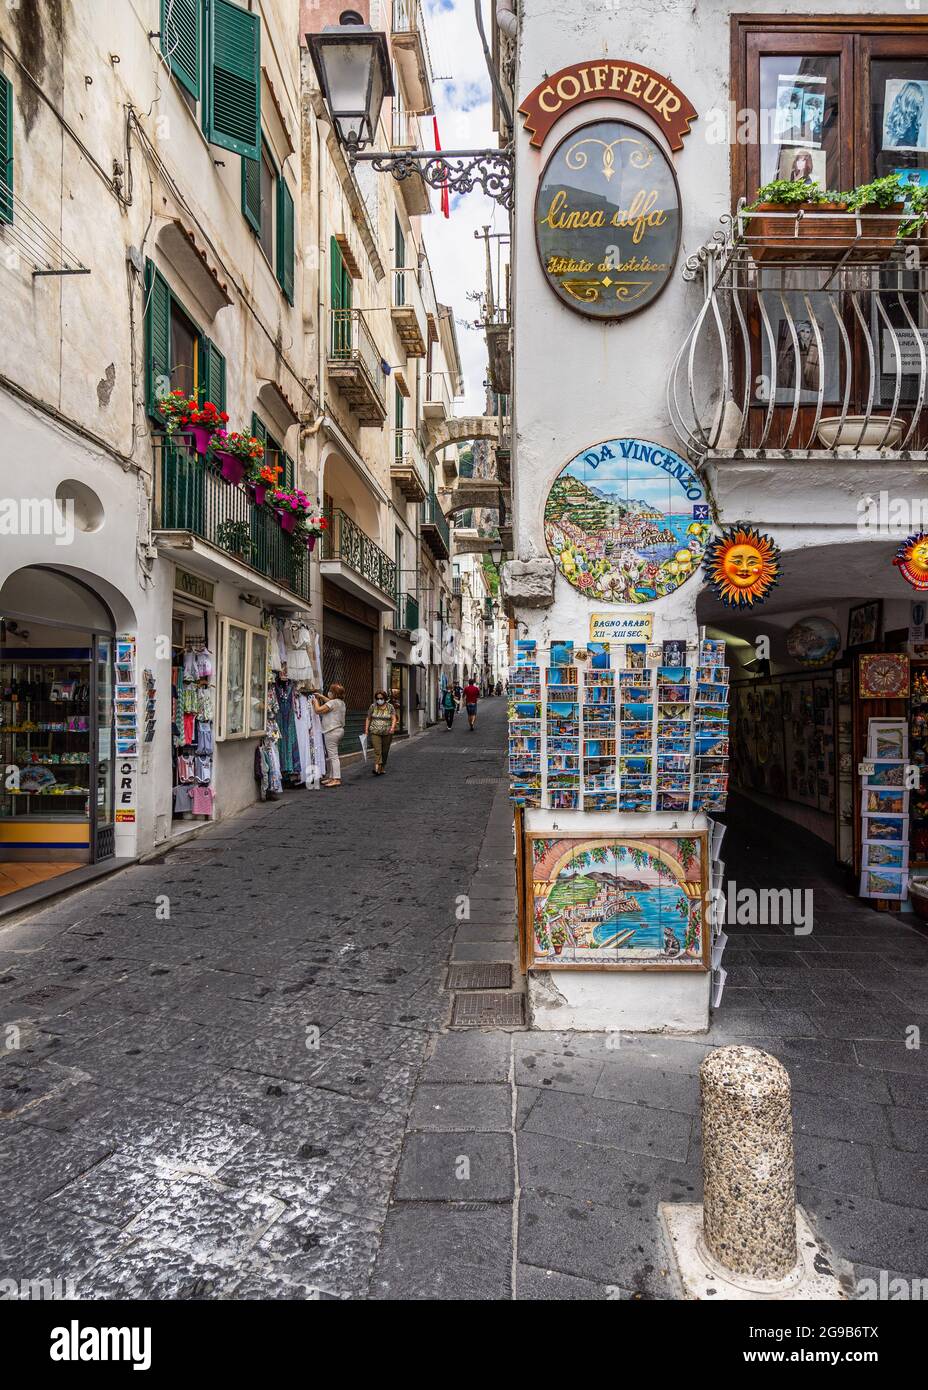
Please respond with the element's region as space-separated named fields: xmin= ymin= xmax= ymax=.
xmin=519 ymin=61 xmax=698 ymax=151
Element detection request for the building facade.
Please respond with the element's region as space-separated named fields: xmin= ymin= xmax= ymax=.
xmin=497 ymin=0 xmax=928 ymax=1029
xmin=0 ymin=0 xmax=458 ymax=907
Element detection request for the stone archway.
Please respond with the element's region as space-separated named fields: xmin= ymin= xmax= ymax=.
xmin=425 ymin=415 xmax=500 ymax=466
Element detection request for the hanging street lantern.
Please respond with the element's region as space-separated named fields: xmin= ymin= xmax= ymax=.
xmin=306 ymin=14 xmax=393 ymax=153
xmin=306 ymin=12 xmax=513 ymax=209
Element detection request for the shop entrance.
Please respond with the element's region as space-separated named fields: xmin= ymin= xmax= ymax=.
xmin=0 ymin=568 xmax=116 ymax=900
xmin=389 ymin=661 xmax=409 ymax=734
xmin=322 ymin=603 xmax=375 ymax=753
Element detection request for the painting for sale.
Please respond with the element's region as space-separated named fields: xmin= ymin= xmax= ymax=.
xmin=527 ymin=832 xmax=708 ymax=970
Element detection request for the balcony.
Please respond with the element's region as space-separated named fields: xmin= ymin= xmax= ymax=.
xmin=670 ymin=213 xmax=928 ymax=459
xmin=151 ymin=440 xmax=310 ymax=601
xmin=328 ymin=309 xmax=388 ymax=426
xmin=320 ymin=507 xmax=398 ymax=611
xmin=390 ymin=0 xmax=434 ymax=115
xmin=391 ymin=267 xmax=428 ymax=357
xmin=423 ymin=370 xmax=454 ymax=423
xmin=389 ymin=109 xmax=432 ymax=217
xmin=392 ymin=428 xmax=429 ymax=501
xmin=391 ymin=592 xmax=421 ymax=633
xmin=420 ymin=491 xmax=450 ymax=560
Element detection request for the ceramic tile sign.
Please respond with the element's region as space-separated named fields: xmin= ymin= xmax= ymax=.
xmin=859 ymin=653 xmax=909 ymax=699
xmin=545 ymin=438 xmax=710 ymax=602
xmin=526 ymin=832 xmax=708 ymax=970
xmin=589 ymin=612 xmax=653 ymax=643
xmin=535 ymin=118 xmax=682 ymax=319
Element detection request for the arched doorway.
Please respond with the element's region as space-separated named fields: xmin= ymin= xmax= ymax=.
xmin=0 ymin=567 xmax=118 ymax=899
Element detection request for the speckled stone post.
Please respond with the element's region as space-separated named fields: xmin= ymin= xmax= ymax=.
xmin=700 ymin=1046 xmax=798 ymax=1281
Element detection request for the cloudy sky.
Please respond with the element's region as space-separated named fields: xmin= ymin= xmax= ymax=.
xmin=419 ymin=0 xmax=509 ymax=413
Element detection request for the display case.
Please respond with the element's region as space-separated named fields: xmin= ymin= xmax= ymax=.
xmin=0 ymin=658 xmax=93 ymax=859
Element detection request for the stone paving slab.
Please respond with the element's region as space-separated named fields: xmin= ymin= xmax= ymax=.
xmin=395 ymin=1131 xmax=514 ymax=1200
xmin=371 ymin=1203 xmax=513 ymax=1300
xmin=408 ymin=1082 xmax=511 ymax=1132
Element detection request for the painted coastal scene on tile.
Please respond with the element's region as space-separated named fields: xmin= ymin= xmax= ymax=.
xmin=530 ymin=834 xmax=706 ymax=969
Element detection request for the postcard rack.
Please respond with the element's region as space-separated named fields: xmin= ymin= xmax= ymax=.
xmin=508 ymin=638 xmax=731 ymax=813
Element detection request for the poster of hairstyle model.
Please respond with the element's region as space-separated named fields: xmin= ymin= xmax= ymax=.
xmin=526 ymin=832 xmax=708 ymax=970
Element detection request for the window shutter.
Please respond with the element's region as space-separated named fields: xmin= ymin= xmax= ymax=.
xmin=145 ymin=261 xmax=172 ymax=419
xmin=200 ymin=336 xmax=226 ymax=410
xmin=251 ymin=412 xmax=267 ymax=457
xmin=0 ymin=73 xmax=12 ymax=225
xmin=205 ymin=0 xmax=260 ymax=161
xmin=276 ymin=177 xmax=294 ymax=304
xmin=161 ymin=0 xmax=200 ymax=100
xmin=282 ymin=452 xmax=295 ymax=490
xmin=241 ymin=154 xmax=261 ymax=233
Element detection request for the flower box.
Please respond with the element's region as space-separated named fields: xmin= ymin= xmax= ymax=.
xmin=216 ymin=452 xmax=248 ymax=486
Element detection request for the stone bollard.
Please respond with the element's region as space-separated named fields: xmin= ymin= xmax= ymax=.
xmin=700 ymin=1045 xmax=797 ymax=1281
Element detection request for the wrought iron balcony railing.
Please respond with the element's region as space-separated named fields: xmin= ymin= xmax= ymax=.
xmin=321 ymin=507 xmax=397 ymax=597
xmin=669 ymin=211 xmax=928 ymax=457
xmin=328 ymin=308 xmax=387 ymax=408
xmin=421 ymin=490 xmax=450 ymax=550
xmin=391 ymin=0 xmax=434 ymax=83
xmin=394 ymin=592 xmax=420 ymax=631
xmin=393 ymin=428 xmax=430 ymax=493
xmin=152 ymin=439 xmax=310 ymax=600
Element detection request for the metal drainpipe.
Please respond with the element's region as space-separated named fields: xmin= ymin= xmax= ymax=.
xmin=496 ymin=0 xmax=518 ymax=39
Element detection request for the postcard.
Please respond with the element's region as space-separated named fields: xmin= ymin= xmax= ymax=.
xmin=859 ymin=867 xmax=908 ymax=900
xmin=862 ymin=813 xmax=910 ymax=842
xmin=864 ymin=787 xmax=908 ymax=814
xmin=862 ymin=841 xmax=909 ymax=870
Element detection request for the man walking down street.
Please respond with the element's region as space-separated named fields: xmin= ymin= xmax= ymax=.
xmin=463 ymin=677 xmax=480 ymax=731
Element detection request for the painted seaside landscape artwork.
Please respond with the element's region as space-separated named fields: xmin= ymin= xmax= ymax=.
xmin=528 ymin=833 xmax=707 ymax=969
xmin=544 ymin=438 xmax=711 ymax=603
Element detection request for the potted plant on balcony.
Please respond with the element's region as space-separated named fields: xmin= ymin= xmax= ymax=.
xmin=270 ymin=488 xmax=313 ymax=534
xmin=156 ymin=390 xmax=198 ymax=438
xmin=742 ymin=179 xmax=846 ymax=261
xmin=844 ymin=173 xmax=909 ymax=251
xmin=246 ymin=456 xmax=281 ymax=506
xmin=298 ymin=512 xmax=328 ymax=552
xmin=181 ymin=399 xmax=227 ymax=455
xmin=209 ymin=430 xmax=265 ymax=487
xmin=215 ymin=519 xmax=253 ymax=562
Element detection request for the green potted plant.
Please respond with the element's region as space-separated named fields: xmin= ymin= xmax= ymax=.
xmin=216 ymin=519 xmax=253 ymax=560
xmin=550 ymin=925 xmax=567 ymax=956
xmin=742 ymin=179 xmax=846 ymax=261
xmin=844 ymin=173 xmax=908 ymax=250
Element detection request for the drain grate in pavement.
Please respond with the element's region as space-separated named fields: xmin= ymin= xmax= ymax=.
xmin=451 ymin=991 xmax=525 ymax=1027
xmin=465 ymin=776 xmax=507 ymax=785
xmin=448 ymin=962 xmax=512 ymax=991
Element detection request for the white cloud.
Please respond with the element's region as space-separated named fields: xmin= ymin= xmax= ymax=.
xmin=420 ymin=0 xmax=510 ymax=414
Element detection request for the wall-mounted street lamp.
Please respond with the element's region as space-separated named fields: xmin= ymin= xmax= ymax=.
xmin=488 ymin=542 xmax=504 ymax=568
xmin=307 ymin=13 xmax=514 ymax=210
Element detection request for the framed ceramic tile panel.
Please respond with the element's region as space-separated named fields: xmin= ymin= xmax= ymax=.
xmin=525 ymin=831 xmax=708 ymax=971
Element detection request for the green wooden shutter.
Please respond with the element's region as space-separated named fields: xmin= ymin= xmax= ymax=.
xmin=205 ymin=0 xmax=260 ymax=161
xmin=0 ymin=73 xmax=12 ymax=225
xmin=276 ymin=177 xmax=294 ymax=304
xmin=282 ymin=452 xmax=295 ymax=490
xmin=251 ymin=412 xmax=267 ymax=448
xmin=330 ymin=237 xmax=352 ymax=355
xmin=162 ymin=0 xmax=200 ymax=99
xmin=200 ymin=336 xmax=226 ymax=410
xmin=241 ymin=154 xmax=261 ymax=233
xmin=145 ymin=261 xmax=172 ymax=418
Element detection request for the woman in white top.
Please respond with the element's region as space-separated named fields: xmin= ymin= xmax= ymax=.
xmin=312 ymin=683 xmax=347 ymax=787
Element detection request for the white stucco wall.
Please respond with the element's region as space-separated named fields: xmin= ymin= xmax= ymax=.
xmin=509 ymin=0 xmax=919 ymax=1029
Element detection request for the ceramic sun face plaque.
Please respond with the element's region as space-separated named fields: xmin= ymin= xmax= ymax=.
xmin=703 ymin=526 xmax=781 ymax=608
xmin=544 ymin=438 xmax=710 ymax=603
xmin=894 ymin=533 xmax=928 ymax=590
xmin=525 ymin=832 xmax=708 ymax=970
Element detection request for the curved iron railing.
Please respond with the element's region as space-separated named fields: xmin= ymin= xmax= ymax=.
xmin=321 ymin=507 xmax=397 ymax=597
xmin=668 ymin=206 xmax=928 ymax=458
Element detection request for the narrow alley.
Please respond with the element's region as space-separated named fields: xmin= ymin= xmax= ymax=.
xmin=0 ymin=702 xmax=926 ymax=1299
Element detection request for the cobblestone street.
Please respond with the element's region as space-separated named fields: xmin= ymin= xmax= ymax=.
xmin=1 ymin=702 xmax=927 ymax=1300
